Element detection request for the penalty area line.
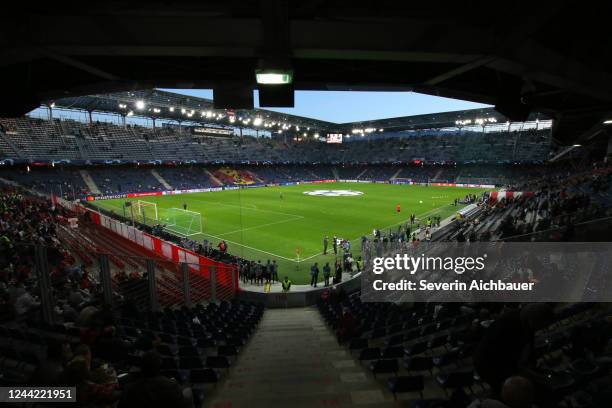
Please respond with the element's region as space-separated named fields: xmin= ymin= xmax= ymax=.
xmin=199 ymin=231 xmax=298 ymax=262
xmin=216 ymin=215 xmax=304 ymax=237
xmin=294 ymin=205 xmax=455 ymax=262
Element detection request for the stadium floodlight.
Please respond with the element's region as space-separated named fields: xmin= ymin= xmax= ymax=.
xmin=604 ymin=120 xmax=612 ymax=124
xmin=253 ymin=117 xmax=263 ymax=126
xmin=50 ymin=102 xmax=55 ymax=108
xmin=135 ymin=100 xmax=145 ymax=110
xmin=181 ymin=108 xmax=186 ymax=114
xmin=169 ymin=107 xmax=175 ymax=112
xmin=127 ymin=111 xmax=134 ymax=116
xmin=379 ymin=128 xmax=384 ymax=132
xmin=573 ymin=144 xmax=582 ymax=147
xmin=255 ymin=69 xmax=293 ymax=85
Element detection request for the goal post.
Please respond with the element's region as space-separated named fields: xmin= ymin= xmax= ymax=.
xmin=392 ymin=178 xmax=415 ymax=185
xmin=165 ymin=208 xmax=203 ymax=236
xmin=132 ymin=200 xmax=158 ymax=224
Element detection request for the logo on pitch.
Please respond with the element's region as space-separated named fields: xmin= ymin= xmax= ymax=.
xmin=303 ymin=189 xmax=364 ymax=197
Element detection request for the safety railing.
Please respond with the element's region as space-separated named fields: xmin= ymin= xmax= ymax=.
xmin=2 ymin=242 xmax=238 ymax=326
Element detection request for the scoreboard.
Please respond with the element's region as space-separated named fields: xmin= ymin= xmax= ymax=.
xmin=191 ymin=127 xmax=233 ymax=137
xmin=326 ymin=133 xmax=343 ymax=144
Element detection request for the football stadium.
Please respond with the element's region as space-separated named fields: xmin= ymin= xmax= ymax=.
xmin=92 ymin=182 xmax=490 ymax=283
xmin=1 ymin=3 xmax=612 ymax=408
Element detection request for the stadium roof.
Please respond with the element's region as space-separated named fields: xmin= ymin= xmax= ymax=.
xmin=2 ymin=2 xmax=612 ymax=145
xmin=52 ymin=90 xmax=548 ymax=133
xmin=53 ymin=89 xmax=335 ymax=131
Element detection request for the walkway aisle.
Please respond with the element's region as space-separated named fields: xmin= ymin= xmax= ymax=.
xmin=204 ymin=307 xmax=397 ymax=408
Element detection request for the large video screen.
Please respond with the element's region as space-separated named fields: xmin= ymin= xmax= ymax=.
xmin=326 ymin=133 xmax=343 ymax=144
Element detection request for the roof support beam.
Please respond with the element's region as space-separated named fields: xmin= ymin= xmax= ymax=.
xmin=424 ymin=56 xmax=496 ymax=86
xmin=36 ymin=48 xmax=120 ymax=81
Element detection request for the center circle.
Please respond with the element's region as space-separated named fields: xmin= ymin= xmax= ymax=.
xmin=303 ymin=189 xmax=364 ymax=197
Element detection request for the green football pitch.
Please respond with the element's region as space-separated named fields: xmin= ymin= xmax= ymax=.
xmin=93 ymin=182 xmax=489 ymax=284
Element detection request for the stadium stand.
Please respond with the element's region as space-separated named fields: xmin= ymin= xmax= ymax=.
xmin=1 ymin=116 xmax=553 ymax=165
xmin=1 ymin=116 xmax=611 ymax=407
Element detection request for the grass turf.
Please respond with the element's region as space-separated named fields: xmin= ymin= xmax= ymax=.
xmin=93 ymin=182 xmax=488 ymax=284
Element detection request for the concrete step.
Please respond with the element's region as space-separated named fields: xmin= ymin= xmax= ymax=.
xmin=203 ymin=307 xmax=395 ymax=408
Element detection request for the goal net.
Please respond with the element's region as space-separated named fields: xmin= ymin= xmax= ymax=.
xmin=132 ymin=200 xmax=158 ymax=224
xmin=392 ymin=178 xmax=415 ymax=184
xmin=165 ymin=208 xmax=203 ymax=236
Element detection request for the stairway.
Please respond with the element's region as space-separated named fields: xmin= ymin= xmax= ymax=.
xmin=389 ymin=168 xmax=403 ymax=181
xmin=355 ymin=168 xmax=368 ymax=179
xmin=74 ymin=137 xmax=88 ymax=160
xmin=79 ymin=169 xmax=101 ymax=195
xmin=0 ymin=130 xmax=25 ymax=159
xmin=151 ymin=169 xmax=173 ymax=190
xmin=204 ymin=168 xmax=224 ymax=186
xmin=332 ymin=166 xmax=340 ymax=180
xmin=431 ymin=168 xmax=444 ymax=181
xmin=204 ymin=308 xmax=393 ymax=408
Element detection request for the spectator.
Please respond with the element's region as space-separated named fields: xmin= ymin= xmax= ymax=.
xmin=119 ymin=352 xmax=188 ymax=408
xmin=473 ymin=304 xmax=553 ymax=395
xmin=336 ymin=307 xmax=357 ymax=343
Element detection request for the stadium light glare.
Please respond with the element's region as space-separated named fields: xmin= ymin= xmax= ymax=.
xmin=604 ymin=120 xmax=612 ymax=124
xmin=169 ymin=107 xmax=175 ymax=112
xmin=135 ymin=100 xmax=145 ymax=110
xmin=255 ymin=70 xmax=293 ymax=85
xmin=49 ymin=102 xmax=55 ymax=108
xmin=253 ymin=117 xmax=263 ymax=126
xmin=181 ymin=108 xmax=186 ymax=114
xmin=127 ymin=111 xmax=134 ymax=116
xmin=573 ymin=144 xmax=582 ymax=147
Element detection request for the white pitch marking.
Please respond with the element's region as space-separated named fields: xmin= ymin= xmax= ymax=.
xmin=187 ymin=197 xmax=304 ymax=218
xmin=217 ymin=215 xmax=304 ymax=237
xmin=199 ymin=231 xmax=297 ymax=261
xmin=293 ymin=205 xmax=453 ymax=262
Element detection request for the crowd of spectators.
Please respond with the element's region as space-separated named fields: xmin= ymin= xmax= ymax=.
xmin=0 ymin=187 xmax=263 ymax=408
xmin=1 ymin=116 xmax=553 ymax=165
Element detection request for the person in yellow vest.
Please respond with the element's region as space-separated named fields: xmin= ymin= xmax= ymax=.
xmin=281 ymin=276 xmax=292 ymax=292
